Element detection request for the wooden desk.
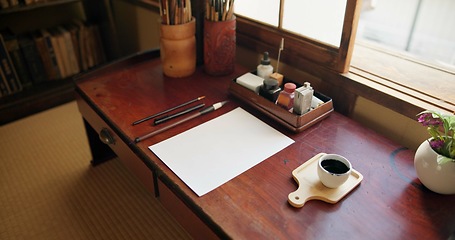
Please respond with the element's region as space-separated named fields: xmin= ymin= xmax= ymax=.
xmin=74 ymin=50 xmax=455 ymax=239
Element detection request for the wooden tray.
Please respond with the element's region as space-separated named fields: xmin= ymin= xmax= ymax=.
xmin=288 ymin=153 xmax=363 ymax=208
xmin=228 ymin=75 xmax=334 ymax=132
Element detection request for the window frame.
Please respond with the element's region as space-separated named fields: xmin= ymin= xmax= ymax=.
xmin=234 ymin=0 xmax=454 ymax=117
xmin=126 ymin=0 xmax=455 ymax=118
xmin=235 ymin=0 xmax=362 ymax=73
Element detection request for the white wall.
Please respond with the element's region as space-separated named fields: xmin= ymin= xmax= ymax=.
xmin=112 ymin=0 xmax=160 ymax=56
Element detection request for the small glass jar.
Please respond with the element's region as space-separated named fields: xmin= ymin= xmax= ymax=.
xmin=259 ymin=78 xmax=281 ymax=102
xmin=257 ymin=52 xmax=273 ymax=79
xmin=276 ymin=82 xmax=296 ymax=110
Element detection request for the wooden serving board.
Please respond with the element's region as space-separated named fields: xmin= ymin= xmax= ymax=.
xmin=288 ymin=153 xmax=363 ymax=208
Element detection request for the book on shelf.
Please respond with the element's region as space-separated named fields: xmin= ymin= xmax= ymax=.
xmin=22 ymin=0 xmax=34 ymax=5
xmin=41 ymin=29 xmax=62 ymax=79
xmin=72 ymin=20 xmax=88 ymax=71
xmin=33 ymin=29 xmax=60 ymax=80
xmin=0 ymin=33 xmax=22 ymax=96
xmin=71 ymin=21 xmax=97 ymax=71
xmin=52 ymin=27 xmax=72 ymax=77
xmin=1 ymin=0 xmax=34 ymax=9
xmin=0 ymin=66 xmax=5 ymax=96
xmin=18 ymin=33 xmax=47 ymax=84
xmin=86 ymin=25 xmax=97 ymax=68
xmin=1 ymin=29 xmax=32 ymax=89
xmin=0 ymin=0 xmax=20 ymax=8
xmin=57 ymin=26 xmax=80 ymax=76
xmin=63 ymin=23 xmax=82 ymax=72
xmin=73 ymin=20 xmax=106 ymax=70
xmin=0 ymin=0 xmax=9 ymax=9
xmin=0 ymin=20 xmax=105 ymax=93
xmin=8 ymin=0 xmax=19 ymax=7
xmin=8 ymin=0 xmax=17 ymax=6
xmin=90 ymin=24 xmax=106 ymax=66
xmin=48 ymin=27 xmax=69 ymax=79
xmin=84 ymin=25 xmax=96 ymax=69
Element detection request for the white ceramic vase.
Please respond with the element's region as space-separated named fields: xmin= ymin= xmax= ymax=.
xmin=414 ymin=139 xmax=455 ymax=194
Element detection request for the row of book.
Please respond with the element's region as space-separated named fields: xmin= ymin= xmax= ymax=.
xmin=0 ymin=0 xmax=45 ymax=9
xmin=0 ymin=20 xmax=106 ymax=97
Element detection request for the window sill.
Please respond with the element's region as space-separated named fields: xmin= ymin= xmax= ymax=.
xmin=347 ymin=41 xmax=455 ymax=118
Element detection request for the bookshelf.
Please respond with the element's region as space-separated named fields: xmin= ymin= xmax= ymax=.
xmin=0 ymin=0 xmax=80 ymax=14
xmin=0 ymin=0 xmax=117 ymax=125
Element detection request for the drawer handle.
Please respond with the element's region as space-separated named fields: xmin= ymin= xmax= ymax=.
xmin=99 ymin=128 xmax=115 ymax=145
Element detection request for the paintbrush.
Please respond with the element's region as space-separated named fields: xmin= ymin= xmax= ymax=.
xmin=269 ymin=38 xmax=285 ymax=86
xmin=276 ymin=38 xmax=284 ymax=73
xmin=160 ymin=0 xmax=192 ymax=25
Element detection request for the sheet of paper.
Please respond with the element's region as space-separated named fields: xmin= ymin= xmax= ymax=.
xmin=149 ymin=107 xmax=294 ymax=196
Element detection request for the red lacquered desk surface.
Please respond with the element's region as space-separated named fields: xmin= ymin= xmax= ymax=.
xmin=75 ymin=50 xmax=455 ymax=239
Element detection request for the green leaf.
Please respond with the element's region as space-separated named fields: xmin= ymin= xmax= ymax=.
xmin=447 ymin=115 xmax=455 ymax=131
xmin=437 ymin=155 xmax=454 ymax=165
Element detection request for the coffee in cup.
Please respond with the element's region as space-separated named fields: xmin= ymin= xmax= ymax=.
xmin=317 ymin=154 xmax=352 ymax=188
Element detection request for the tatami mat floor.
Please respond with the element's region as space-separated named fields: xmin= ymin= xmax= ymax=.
xmin=0 ymin=101 xmax=192 ymax=240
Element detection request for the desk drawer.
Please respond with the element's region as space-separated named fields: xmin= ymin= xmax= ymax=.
xmin=158 ymin=178 xmax=219 ymax=239
xmin=76 ymin=93 xmax=155 ymax=193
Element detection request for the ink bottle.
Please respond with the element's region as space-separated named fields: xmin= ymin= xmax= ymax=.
xmin=276 ymin=82 xmax=296 ymax=111
xmin=259 ymin=78 xmax=281 ymax=102
xmin=257 ymin=52 xmax=273 ymax=79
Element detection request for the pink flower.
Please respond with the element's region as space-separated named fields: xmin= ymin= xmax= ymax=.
xmin=429 ymin=139 xmax=444 ymax=149
xmin=418 ymin=113 xmax=443 ymax=127
xmin=417 ymin=110 xmax=455 ymax=163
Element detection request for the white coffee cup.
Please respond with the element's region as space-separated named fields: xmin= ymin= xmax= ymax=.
xmin=317 ymin=154 xmax=352 ymax=188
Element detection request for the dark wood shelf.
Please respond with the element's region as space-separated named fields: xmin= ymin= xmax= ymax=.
xmin=0 ymin=0 xmax=81 ymax=125
xmin=1 ymin=0 xmax=115 ymax=125
xmin=0 ymin=79 xmax=75 ymax=125
xmin=0 ymin=0 xmax=80 ymax=15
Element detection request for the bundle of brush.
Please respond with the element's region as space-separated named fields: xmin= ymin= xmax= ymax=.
xmin=159 ymin=0 xmax=196 ymax=77
xmin=203 ymin=0 xmax=236 ymax=75
xmin=159 ymin=0 xmax=192 ymax=25
xmin=205 ymin=0 xmax=235 ymax=21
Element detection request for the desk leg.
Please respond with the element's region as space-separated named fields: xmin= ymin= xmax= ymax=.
xmin=83 ymin=119 xmax=116 ymax=166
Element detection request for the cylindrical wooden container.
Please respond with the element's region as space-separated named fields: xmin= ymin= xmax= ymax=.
xmin=160 ymin=17 xmax=196 ymax=78
xmin=203 ymin=16 xmax=236 ymax=76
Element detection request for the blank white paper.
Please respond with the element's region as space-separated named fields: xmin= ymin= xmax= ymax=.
xmin=149 ymin=107 xmax=294 ymax=196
